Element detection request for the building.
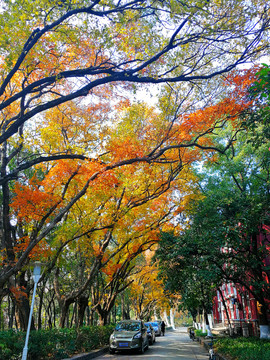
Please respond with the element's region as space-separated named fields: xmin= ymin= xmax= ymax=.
xmin=212 ymin=226 xmax=270 ymax=337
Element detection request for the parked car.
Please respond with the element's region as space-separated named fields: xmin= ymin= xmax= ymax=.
xmin=109 ymin=320 xmax=149 ymax=354
xmin=144 ymin=322 xmax=156 ymax=344
xmin=149 ymin=321 xmax=162 ymax=336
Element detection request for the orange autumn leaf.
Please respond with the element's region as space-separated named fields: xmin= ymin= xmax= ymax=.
xmin=10 ymin=286 xmax=28 ymax=301
xmin=11 ymin=181 xmax=61 ymax=223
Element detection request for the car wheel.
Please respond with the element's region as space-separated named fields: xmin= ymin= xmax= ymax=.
xmin=109 ymin=348 xmax=115 ymax=354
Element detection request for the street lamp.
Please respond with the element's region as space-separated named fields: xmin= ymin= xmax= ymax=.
xmin=22 ymin=262 xmax=42 ymax=360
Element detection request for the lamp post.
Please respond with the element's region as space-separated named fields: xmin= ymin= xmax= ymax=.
xmin=22 ymin=262 xmax=42 ymax=360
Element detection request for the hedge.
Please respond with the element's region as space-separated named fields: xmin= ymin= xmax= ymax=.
xmin=214 ymin=337 xmax=270 ymax=360
xmin=194 ymin=329 xmax=207 ymax=337
xmin=0 ymin=325 xmax=114 ymax=360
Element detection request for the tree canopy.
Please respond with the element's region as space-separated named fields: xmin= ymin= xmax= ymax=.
xmin=0 ymin=0 xmax=270 ymax=331
xmin=154 ymin=65 xmax=270 ymax=326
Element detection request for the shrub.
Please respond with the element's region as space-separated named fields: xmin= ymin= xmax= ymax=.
xmin=215 ymin=337 xmax=270 ymax=360
xmin=0 ymin=329 xmax=25 ymax=360
xmin=0 ymin=325 xmax=114 ymax=360
xmin=194 ymin=329 xmax=207 ymax=337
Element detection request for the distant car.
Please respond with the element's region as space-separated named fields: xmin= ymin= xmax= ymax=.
xmin=149 ymin=321 xmax=162 ymax=336
xmin=144 ymin=322 xmax=156 ymax=344
xmin=109 ymin=320 xmax=149 ymax=354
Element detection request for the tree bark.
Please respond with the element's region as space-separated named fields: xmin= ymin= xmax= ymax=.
xmin=12 ymin=272 xmax=33 ymax=331
xmin=59 ymin=299 xmax=73 ymax=328
xmin=14 ymin=294 xmax=32 ymax=331
xmin=37 ymin=285 xmax=44 ymax=330
xmin=78 ymin=295 xmax=89 ymax=327
xmin=96 ymin=306 xmax=109 ymax=326
xmin=218 ymin=288 xmax=232 ymax=328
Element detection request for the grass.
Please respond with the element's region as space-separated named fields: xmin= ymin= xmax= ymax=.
xmin=214 ymin=337 xmax=270 ymax=360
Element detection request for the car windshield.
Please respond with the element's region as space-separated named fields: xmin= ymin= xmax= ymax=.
xmin=115 ymin=322 xmax=141 ymax=332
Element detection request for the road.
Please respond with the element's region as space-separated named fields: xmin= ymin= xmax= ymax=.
xmin=97 ymin=328 xmax=209 ymax=360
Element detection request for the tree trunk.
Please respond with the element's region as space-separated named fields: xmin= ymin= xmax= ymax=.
xmin=8 ymin=295 xmax=15 ymax=329
xmin=259 ymin=325 xmax=270 ymax=339
xmin=257 ymin=297 xmax=270 ymax=338
xmin=46 ymin=292 xmax=55 ymax=329
xmin=190 ymin=308 xmax=197 ymax=327
xmin=14 ymin=294 xmax=32 ymax=331
xmin=78 ymin=296 xmax=89 ymax=327
xmin=38 ymin=285 xmax=44 ymax=330
xmin=0 ymin=298 xmax=2 ymax=330
xmin=163 ymin=310 xmax=169 ymax=326
xmin=169 ymin=308 xmax=176 ymax=329
xmin=70 ymin=301 xmax=77 ymax=328
xmin=218 ymin=288 xmax=232 ymax=328
xmin=121 ymin=293 xmax=125 ymax=320
xmin=202 ymin=308 xmax=212 ymax=336
xmin=86 ymin=306 xmax=90 ymax=326
xmin=59 ymin=299 xmax=73 ymax=328
xmin=121 ymin=294 xmax=130 ymax=320
xmin=95 ymin=303 xmax=110 ymax=326
xmin=12 ymin=272 xmax=33 ymax=332
xmin=47 ymin=304 xmax=52 ymax=329
xmin=89 ymin=308 xmax=94 ymax=325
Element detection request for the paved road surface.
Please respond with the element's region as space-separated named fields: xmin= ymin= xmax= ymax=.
xmin=96 ymin=328 xmax=209 ymax=360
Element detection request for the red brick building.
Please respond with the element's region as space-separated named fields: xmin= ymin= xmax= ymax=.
xmin=212 ymin=227 xmax=270 ymax=338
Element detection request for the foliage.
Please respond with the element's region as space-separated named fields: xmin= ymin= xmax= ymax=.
xmin=214 ymin=337 xmax=270 ymax=360
xmin=179 ymin=316 xmax=193 ymax=327
xmin=0 ymin=325 xmax=114 ymax=360
xmin=154 ymin=230 xmax=218 ymax=320
xmin=0 ymin=0 xmax=270 ymax=333
xmin=129 ymin=252 xmax=172 ymax=320
xmin=0 ymin=329 xmax=25 ymax=360
xmin=245 ymin=64 xmax=270 ymax=148
xmin=1 ymin=0 xmax=269 ymax=292
xmin=193 ymin=123 xmax=270 ymax=308
xmin=154 ymin=65 xmax=270 ymax=324
xmin=194 ymin=329 xmax=207 ymax=337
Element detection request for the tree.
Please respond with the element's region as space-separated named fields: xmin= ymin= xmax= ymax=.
xmin=1 ymin=80 xmax=245 ymax=328
xmin=0 ymin=0 xmax=269 ymax=327
xmin=154 ymin=64 xmax=270 ymax=336
xmin=154 ymin=231 xmax=218 ymax=332
xmin=129 ymin=253 xmax=170 ymax=321
xmin=244 ymin=63 xmax=270 ymax=149
xmin=195 ymin=137 xmax=270 ymax=332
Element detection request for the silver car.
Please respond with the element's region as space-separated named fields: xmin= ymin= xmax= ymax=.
xmin=109 ymin=320 xmax=149 ymax=354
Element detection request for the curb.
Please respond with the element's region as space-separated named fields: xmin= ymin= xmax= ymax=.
xmin=199 ymin=337 xmax=229 ymax=360
xmin=63 ymin=346 xmax=109 ymax=360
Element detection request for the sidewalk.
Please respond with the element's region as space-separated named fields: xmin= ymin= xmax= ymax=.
xmin=198 ymin=336 xmax=229 ymax=360
xmin=175 ymin=327 xmax=229 ymax=360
